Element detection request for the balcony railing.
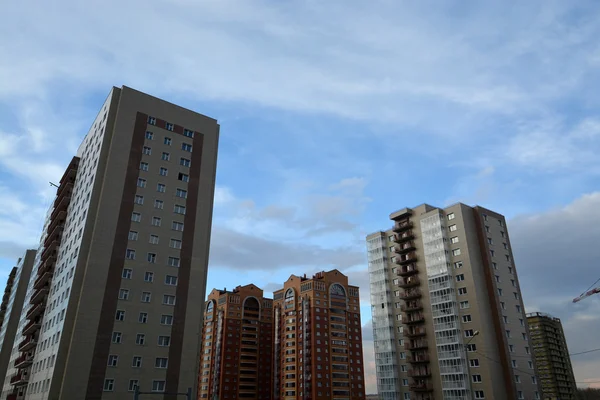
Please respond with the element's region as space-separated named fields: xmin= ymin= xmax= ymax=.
xmin=397 ymin=253 xmax=418 ymax=265
xmin=397 ymin=264 xmax=418 ymax=276
xmin=405 ymin=327 xmax=426 ymax=337
xmin=22 ymin=319 xmax=41 ymax=336
xmin=410 ymin=382 xmax=433 ymax=392
xmin=395 ymin=242 xmax=416 ymax=254
xmin=34 ymin=271 xmax=52 ymax=291
xmin=393 ymin=221 xmax=413 ymax=233
xmin=404 ymin=313 xmax=425 ymax=324
xmin=394 ymin=231 xmax=415 ymax=243
xmin=399 ymin=276 xmax=420 ymax=288
xmin=10 ymin=372 xmax=28 ymax=386
xmin=401 ymin=301 xmax=423 ymax=312
xmin=18 ymin=336 xmax=37 ymax=352
xmin=407 ymin=354 xmax=430 ymax=363
xmin=408 ymin=369 xmax=432 ymax=378
xmin=405 ymin=340 xmax=428 ymax=350
xmin=30 ymin=286 xmax=49 ymax=305
xmin=14 ymin=354 xmax=33 ymax=368
xmin=400 ymin=289 xmax=422 ymax=300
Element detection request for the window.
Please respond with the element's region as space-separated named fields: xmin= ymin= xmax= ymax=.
xmin=458 ymin=287 xmax=467 ymax=295
xmin=158 ymin=336 xmax=171 ymax=346
xmin=454 ymin=261 xmax=463 ymax=269
xmin=490 ymin=250 xmax=495 ymax=257
xmin=176 ymin=188 xmax=187 ymax=198
xmin=183 ymin=129 xmax=194 ymax=138
xmin=163 ymin=295 xmax=176 ymax=305
xmin=112 ymin=332 xmax=122 ymax=344
xmin=452 ymin=248 xmax=461 ymax=256
xmin=522 ymin=332 xmax=527 ymax=340
xmin=140 ymin=162 xmax=149 ymax=171
xmin=492 ymin=262 xmax=497 ymax=270
xmin=118 ymin=289 xmax=129 ymax=300
xmin=141 ymin=292 xmax=152 ymax=303
xmin=165 ymin=275 xmax=178 ymax=285
xmin=498 ymin=288 xmax=503 ymax=296
xmin=155 ymin=357 xmax=168 ymax=368
xmin=456 ymin=274 xmax=465 ymax=282
xmin=126 ymin=249 xmax=136 ymax=260
xmin=506 ymin=254 xmax=510 ymax=262
xmin=108 ymin=355 xmax=118 ymax=367
xmin=152 ymin=217 xmax=162 ymax=226
xmin=145 ymin=272 xmax=154 ymax=282
xmin=136 ymin=334 xmax=145 ymax=345
xmin=516 ymin=305 xmax=521 ymax=313
xmin=132 ymin=356 xmax=142 ymax=367
xmin=161 ymin=314 xmax=173 ymax=325
xmin=448 ymin=212 xmax=455 ymax=220
xmin=178 ymin=173 xmax=189 ymax=182
xmin=128 ymin=380 xmax=139 ymax=392
xmin=515 ymin=375 xmax=521 ymax=383
xmin=508 ymin=266 xmax=513 ymax=274
xmin=518 ymin=392 xmax=524 ymax=400
xmin=139 ymin=312 xmax=148 ymax=323
xmin=145 ymin=131 xmax=154 ymax=139
xmin=470 ymin=359 xmax=480 ymax=367
xmin=525 ymin=346 xmax=530 ymax=354
xmin=152 ymin=199 xmax=163 ymax=209
xmin=166 ymin=122 xmax=174 ymax=131
xmin=172 ymin=221 xmax=184 ymax=232
xmin=509 ymin=344 xmax=514 ymax=352
xmin=519 ymin=318 xmax=524 ymax=326
xmin=152 ymin=381 xmax=166 ymax=392
xmin=164 ymin=137 xmax=172 ymax=145
xmin=103 ymin=379 xmax=114 ymax=392
xmin=143 ymin=146 xmax=152 ymax=155
xmin=157 ymin=183 xmax=166 ymax=193
xmin=147 ymin=253 xmax=157 ymax=263
xmin=487 ymin=237 xmax=493 ymax=244
xmin=501 ymin=301 xmax=506 ymax=310
xmin=503 ymin=316 xmax=508 ymax=323
xmin=451 ymin=236 xmax=459 ymax=244
xmin=528 ymin=361 xmax=533 ymax=369
xmin=162 ymin=152 xmax=170 ymax=161
xmin=168 ymin=257 xmax=180 ymax=267
xmin=495 ymin=275 xmax=500 ymax=282
xmin=182 ymin=143 xmax=192 ymax=152
xmin=449 ymin=224 xmax=457 ymax=232
xmin=115 ymin=310 xmax=125 ymax=321
xmin=122 ymin=269 xmax=133 ymax=279
xmin=159 ymin=167 xmax=168 ymax=176
xmin=170 ymin=239 xmax=182 ymax=249
xmin=131 ymin=212 xmax=141 ymax=222
xmin=474 ymin=391 xmax=485 ymax=399
xmin=148 ymin=116 xmax=156 ymax=125
xmin=531 ymin=376 xmax=537 ymax=384
xmin=462 ymin=314 xmax=472 ymax=322
xmin=485 ymin=225 xmax=490 ymax=232
xmin=465 ymin=329 xmax=475 ymax=337
xmin=460 ymin=301 xmax=470 ymax=309
xmin=134 ymin=195 xmax=144 ymax=205
xmin=149 ymin=235 xmax=159 ymax=244
xmin=503 ymin=243 xmax=508 ymax=250
xmin=513 ymin=292 xmax=519 ymax=300
xmin=174 ymin=204 xmax=186 ymax=214
xmin=467 ymin=343 xmax=477 ymax=352
xmin=472 ymin=374 xmax=482 ymax=383
xmin=180 ymin=157 xmax=191 ymax=167
xmin=506 ymin=330 xmax=511 ymax=338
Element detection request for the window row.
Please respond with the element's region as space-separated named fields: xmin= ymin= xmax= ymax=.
xmin=107 ymin=354 xmax=169 ymax=368
xmin=136 ymin=179 xmax=189 ymax=193
xmin=140 ymin=156 xmax=191 ymax=170
xmin=121 ymin=269 xmax=178 ymax=284
xmin=112 ymin=332 xmax=171 ymax=347
xmin=125 ymin=248 xmax=182 ymax=263
xmin=130 ymin=214 xmax=186 ymax=230
xmin=118 ymin=289 xmax=178 ymax=303
xmin=104 ymin=378 xmax=165 ymax=392
xmin=147 ymin=116 xmax=194 ymax=138
xmin=142 ymin=142 xmax=192 ymax=155
xmin=115 ymin=310 xmax=175 ymax=322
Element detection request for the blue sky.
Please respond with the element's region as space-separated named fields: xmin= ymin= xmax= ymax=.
xmin=2 ymin=0 xmax=600 ymax=393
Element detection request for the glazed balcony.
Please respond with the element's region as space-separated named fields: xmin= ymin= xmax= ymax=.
xmin=399 ymin=276 xmax=420 ymax=289
xmin=30 ymin=286 xmax=49 ymax=305
xmin=14 ymin=354 xmax=33 ymax=368
xmin=405 ymin=340 xmax=428 ymax=351
xmin=10 ymin=372 xmax=28 ymax=386
xmin=397 ymin=264 xmax=418 ymax=277
xmin=396 ymin=252 xmax=418 ymax=265
xmin=408 ymin=369 xmax=432 ymax=378
xmin=407 ymin=354 xmax=430 ymax=364
xmin=22 ymin=319 xmax=41 ymax=336
xmin=18 ymin=336 xmax=37 ymax=352
xmin=405 ymin=327 xmax=427 ymax=338
xmin=399 ymin=289 xmax=422 ymax=301
xmin=410 ymin=382 xmax=433 ymax=392
xmin=33 ymin=271 xmax=52 ymax=290
xmin=26 ymin=302 xmax=44 ymax=320
xmin=395 ymin=242 xmax=416 ymax=254
xmin=401 ymin=301 xmax=423 ymax=312
xmin=393 ymin=221 xmax=413 ymax=233
xmin=394 ymin=231 xmax=415 ymax=243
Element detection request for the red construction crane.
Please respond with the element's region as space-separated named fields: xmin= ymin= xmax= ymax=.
xmin=573 ymin=278 xmax=600 ymax=303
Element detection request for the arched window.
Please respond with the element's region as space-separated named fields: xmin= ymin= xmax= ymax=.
xmin=329 ymin=283 xmax=346 ymax=298
xmin=205 ymin=300 xmax=214 ymax=320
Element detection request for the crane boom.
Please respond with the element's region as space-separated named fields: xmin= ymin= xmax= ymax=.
xmin=573 ymin=287 xmax=600 ymax=303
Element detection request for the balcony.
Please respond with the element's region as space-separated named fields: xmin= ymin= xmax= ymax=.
xmin=396 ymin=253 xmax=418 ymax=265
xmin=410 ymin=382 xmax=433 ymax=392
xmin=37 ymin=257 xmax=56 ymax=276
xmin=407 ymin=354 xmax=430 ymax=364
xmin=405 ymin=340 xmax=428 ymax=351
xmin=394 ymin=231 xmax=415 ymax=243
xmin=14 ymin=354 xmax=33 ymax=368
xmin=18 ymin=336 xmax=37 ymax=352
xmin=43 ymin=224 xmax=64 ymax=248
xmin=404 ymin=313 xmax=425 ymax=324
xmin=400 ymin=289 xmax=422 ymax=300
xmin=408 ymin=369 xmax=432 ymax=378
xmin=40 ymin=240 xmax=59 ymax=261
xmin=395 ymin=242 xmax=416 ymax=254
xmin=397 ymin=264 xmax=418 ymax=277
xmin=401 ymin=301 xmax=423 ymax=312
xmin=10 ymin=372 xmax=28 ymax=386
xmin=46 ymin=211 xmax=66 ymax=235
xmin=22 ymin=319 xmax=41 ymax=336
xmin=399 ymin=276 xmax=420 ymax=289
xmin=50 ymin=194 xmax=72 ymax=220
xmin=393 ymin=221 xmax=413 ymax=233
xmin=405 ymin=327 xmax=427 ymax=338
xmin=34 ymin=271 xmax=52 ymax=290
xmin=30 ymin=286 xmax=49 ymax=305
xmin=26 ymin=302 xmax=44 ymax=320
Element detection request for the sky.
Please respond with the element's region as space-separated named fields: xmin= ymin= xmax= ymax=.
xmin=2 ymin=0 xmax=600 ymax=394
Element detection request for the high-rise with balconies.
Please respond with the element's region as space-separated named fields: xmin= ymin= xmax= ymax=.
xmin=368 ymin=203 xmax=541 ymax=400
xmin=272 ymin=270 xmax=366 ymax=400
xmin=526 ymin=312 xmax=577 ymax=399
xmin=198 ymin=284 xmax=274 ymax=400
xmin=0 ymin=86 xmax=219 ymax=399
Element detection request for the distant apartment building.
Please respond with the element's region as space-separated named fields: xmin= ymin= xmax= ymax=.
xmin=198 ymin=284 xmax=274 ymax=399
xmin=0 ymin=86 xmax=219 ymax=399
xmin=526 ymin=312 xmax=577 ymax=400
xmin=273 ymin=270 xmax=366 ymax=400
xmin=368 ymin=203 xmax=541 ymax=400
xmin=0 ymin=251 xmax=36 ymax=389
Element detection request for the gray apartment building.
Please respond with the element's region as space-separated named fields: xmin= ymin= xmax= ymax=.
xmin=368 ymin=203 xmax=541 ymax=400
xmin=0 ymin=86 xmax=219 ymax=399
xmin=0 ymin=251 xmax=36 ymax=388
